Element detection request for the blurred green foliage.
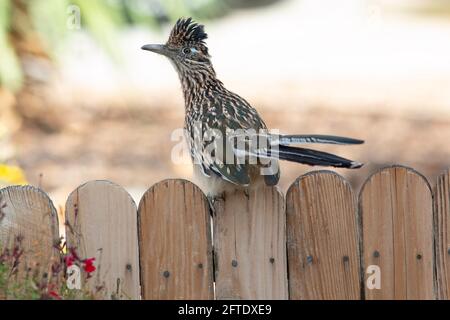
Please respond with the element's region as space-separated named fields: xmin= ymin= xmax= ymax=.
xmin=0 ymin=0 xmax=231 ymax=92
xmin=0 ymin=0 xmax=23 ymax=91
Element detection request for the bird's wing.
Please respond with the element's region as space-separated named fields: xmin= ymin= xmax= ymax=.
xmin=186 ymin=111 xmax=251 ymax=186
xmin=203 ymin=131 xmax=251 ymax=186
xmin=187 ymin=91 xmax=279 ymax=186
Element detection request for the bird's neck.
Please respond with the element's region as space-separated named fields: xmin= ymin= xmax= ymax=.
xmin=175 ymin=64 xmax=224 ymax=107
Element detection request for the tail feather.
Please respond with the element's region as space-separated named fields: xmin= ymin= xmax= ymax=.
xmin=278 ymin=134 xmax=364 ymax=145
xmin=268 ymin=145 xmax=363 ymax=169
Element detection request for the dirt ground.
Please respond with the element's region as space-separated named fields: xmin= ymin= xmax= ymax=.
xmin=12 ymin=100 xmax=450 ymax=208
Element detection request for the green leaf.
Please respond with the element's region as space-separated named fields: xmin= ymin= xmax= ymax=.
xmin=0 ymin=0 xmax=10 ymax=29
xmin=0 ymin=1 xmax=23 ymax=92
xmin=72 ymin=0 xmax=127 ymax=62
xmin=29 ymin=0 xmax=70 ymax=54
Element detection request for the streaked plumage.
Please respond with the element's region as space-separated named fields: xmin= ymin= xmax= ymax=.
xmin=142 ymin=18 xmax=363 ymax=197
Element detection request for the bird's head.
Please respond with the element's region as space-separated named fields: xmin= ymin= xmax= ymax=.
xmin=142 ymin=18 xmax=212 ymax=73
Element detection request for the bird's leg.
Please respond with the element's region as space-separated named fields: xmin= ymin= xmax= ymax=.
xmin=207 ymin=192 xmax=225 ymax=216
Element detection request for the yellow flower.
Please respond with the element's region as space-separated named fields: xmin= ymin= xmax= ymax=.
xmin=0 ymin=164 xmax=27 ymax=186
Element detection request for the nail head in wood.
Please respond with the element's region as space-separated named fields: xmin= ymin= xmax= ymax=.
xmin=373 ymin=250 xmax=380 ymax=258
xmin=231 ymin=260 xmax=238 ymax=267
xmin=163 ymin=270 xmax=170 ymax=278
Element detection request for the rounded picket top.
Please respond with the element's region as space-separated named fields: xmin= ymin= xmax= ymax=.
xmin=359 ymin=164 xmax=432 ymax=198
xmin=359 ymin=165 xmax=434 ymax=300
xmin=434 ymin=169 xmax=450 ymax=300
xmin=138 ymin=179 xmax=213 ymax=300
xmin=286 ymin=170 xmax=360 ymax=300
xmin=286 ymin=169 xmax=354 ymax=196
xmin=0 ymin=185 xmax=59 ymax=273
xmin=65 ymin=180 xmax=140 ymax=300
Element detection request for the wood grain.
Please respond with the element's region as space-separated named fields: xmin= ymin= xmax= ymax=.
xmin=65 ymin=180 xmax=140 ymax=299
xmin=360 ymin=166 xmax=434 ymax=300
xmin=213 ymin=186 xmax=288 ymax=300
xmin=435 ymin=169 xmax=450 ymax=299
xmin=0 ymin=186 xmax=59 ymax=274
xmin=138 ymin=179 xmax=214 ymax=300
xmin=286 ymin=171 xmax=360 ymax=300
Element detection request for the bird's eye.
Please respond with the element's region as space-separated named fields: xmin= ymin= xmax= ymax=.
xmin=182 ymin=47 xmax=192 ymax=55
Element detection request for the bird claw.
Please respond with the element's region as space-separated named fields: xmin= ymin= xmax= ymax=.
xmin=207 ymin=192 xmax=225 ymax=216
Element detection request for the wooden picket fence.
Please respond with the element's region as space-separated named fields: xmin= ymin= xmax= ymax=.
xmin=0 ymin=165 xmax=449 ymax=300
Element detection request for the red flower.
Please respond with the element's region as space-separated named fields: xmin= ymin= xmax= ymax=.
xmin=83 ymin=257 xmax=96 ymax=274
xmin=64 ymin=254 xmax=75 ymax=267
xmin=49 ymin=291 xmax=61 ymax=300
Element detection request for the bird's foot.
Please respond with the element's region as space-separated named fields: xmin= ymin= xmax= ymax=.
xmin=207 ymin=192 xmax=225 ymax=216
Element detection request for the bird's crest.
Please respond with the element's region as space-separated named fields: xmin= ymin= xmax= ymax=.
xmin=167 ymin=18 xmax=208 ymax=47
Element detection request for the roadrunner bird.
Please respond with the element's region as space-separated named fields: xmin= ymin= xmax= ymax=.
xmin=142 ymin=18 xmax=363 ymax=197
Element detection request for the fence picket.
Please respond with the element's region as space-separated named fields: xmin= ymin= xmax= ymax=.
xmin=0 ymin=186 xmax=59 ymax=274
xmin=65 ymin=180 xmax=140 ymax=300
xmin=286 ymin=171 xmax=360 ymax=300
xmin=359 ymin=166 xmax=434 ymax=299
xmin=213 ymin=186 xmax=288 ymax=300
xmin=434 ymin=170 xmax=450 ymax=300
xmin=138 ymin=179 xmax=214 ymax=299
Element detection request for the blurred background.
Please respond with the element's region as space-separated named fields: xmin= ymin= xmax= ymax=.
xmin=0 ymin=0 xmax=449 ymax=208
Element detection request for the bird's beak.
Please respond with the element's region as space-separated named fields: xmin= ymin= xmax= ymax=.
xmin=141 ymin=44 xmax=169 ymax=57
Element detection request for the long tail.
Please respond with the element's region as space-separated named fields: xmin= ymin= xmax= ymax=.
xmin=232 ymin=133 xmax=364 ymax=169
xmin=265 ymin=134 xmax=364 ymax=169
xmin=271 ymin=145 xmax=363 ymax=168
xmin=275 ymin=134 xmax=364 ymax=145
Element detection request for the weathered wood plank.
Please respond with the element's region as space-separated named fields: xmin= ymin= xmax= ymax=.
xmin=213 ymin=186 xmax=288 ymax=300
xmin=0 ymin=186 xmax=59 ymax=273
xmin=286 ymin=171 xmax=360 ymax=300
xmin=435 ymin=169 xmax=450 ymax=299
xmin=360 ymin=166 xmax=434 ymax=300
xmin=138 ymin=179 xmax=214 ymax=300
xmin=65 ymin=180 xmax=140 ymax=300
